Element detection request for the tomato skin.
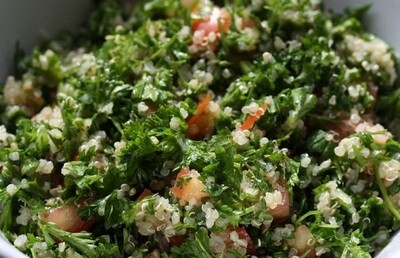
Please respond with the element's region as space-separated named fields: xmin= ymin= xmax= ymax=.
xmin=325 ymin=117 xmax=357 ymax=141
xmin=212 ymin=227 xmax=257 ymax=256
xmin=171 ymin=167 xmax=209 ymax=205
xmin=187 ymin=113 xmax=214 ymax=140
xmin=187 ymin=93 xmax=215 ymax=140
xmin=324 ymin=110 xmax=373 ymax=141
xmin=191 ymin=6 xmax=231 ymax=51
xmin=168 ymin=234 xmax=186 ymax=247
xmin=192 ymin=8 xmax=231 ymax=35
xmin=40 ymin=203 xmax=94 ymax=233
xmin=234 ymin=227 xmax=257 ymax=256
xmin=268 ymin=183 xmax=290 ymax=222
xmin=291 ymin=225 xmax=316 ymax=258
xmin=238 ymin=103 xmax=268 ymax=131
xmin=137 ymin=188 xmax=152 ymax=200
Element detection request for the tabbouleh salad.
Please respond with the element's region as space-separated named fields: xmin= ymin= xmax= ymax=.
xmin=1 ymin=0 xmax=400 ymax=257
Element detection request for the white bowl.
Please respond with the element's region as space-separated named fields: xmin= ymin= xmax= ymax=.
xmin=0 ymin=1 xmax=399 ymax=257
xmin=324 ymin=0 xmax=400 ymax=53
xmin=0 ymin=0 xmax=92 ymax=256
xmin=0 ymin=232 xmax=27 ymax=258
xmin=0 ymin=0 xmax=93 ymax=82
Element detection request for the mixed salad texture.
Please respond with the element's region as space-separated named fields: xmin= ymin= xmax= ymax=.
xmin=1 ymin=0 xmax=400 ymax=257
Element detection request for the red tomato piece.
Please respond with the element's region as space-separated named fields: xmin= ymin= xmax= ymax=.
xmin=168 ymin=234 xmax=186 ymax=247
xmin=291 ymin=225 xmax=316 ymax=258
xmin=137 ymin=188 xmax=153 ymax=200
xmin=234 ymin=226 xmax=257 ymax=256
xmin=238 ymin=103 xmax=268 ymax=131
xmin=325 ymin=116 xmax=358 ymax=141
xmin=191 ymin=6 xmax=231 ymax=51
xmin=171 ymin=167 xmax=209 ymax=205
xmin=324 ymin=107 xmax=377 ymax=141
xmin=192 ymin=7 xmax=231 ymax=35
xmin=187 ymin=93 xmax=215 ymax=140
xmin=40 ymin=202 xmax=94 ymax=233
xmin=268 ymin=183 xmax=290 ymax=222
xmin=213 ymin=227 xmax=257 ymax=256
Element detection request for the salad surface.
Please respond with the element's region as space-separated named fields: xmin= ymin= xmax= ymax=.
xmin=1 ymin=0 xmax=400 ymax=257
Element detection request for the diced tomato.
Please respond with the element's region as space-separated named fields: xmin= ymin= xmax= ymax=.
xmin=291 ymin=225 xmax=316 ymax=258
xmin=191 ymin=6 xmax=231 ymax=51
xmin=234 ymin=227 xmax=257 ymax=256
xmin=137 ymin=188 xmax=153 ymax=200
xmin=171 ymin=167 xmax=209 ymax=205
xmin=192 ymin=7 xmax=231 ymax=35
xmin=325 ymin=117 xmax=358 ymax=141
xmin=268 ymin=183 xmax=290 ymax=222
xmin=238 ymin=103 xmax=268 ymax=131
xmin=213 ymin=227 xmax=257 ymax=256
xmin=168 ymin=234 xmax=186 ymax=247
xmin=187 ymin=93 xmax=215 ymax=140
xmin=324 ymin=108 xmax=379 ymax=141
xmin=145 ymin=101 xmax=157 ymax=117
xmin=193 ymin=93 xmax=211 ymax=116
xmin=40 ymin=202 xmax=94 ymax=233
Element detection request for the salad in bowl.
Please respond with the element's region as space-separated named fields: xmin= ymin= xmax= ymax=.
xmin=1 ymin=0 xmax=400 ymax=257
